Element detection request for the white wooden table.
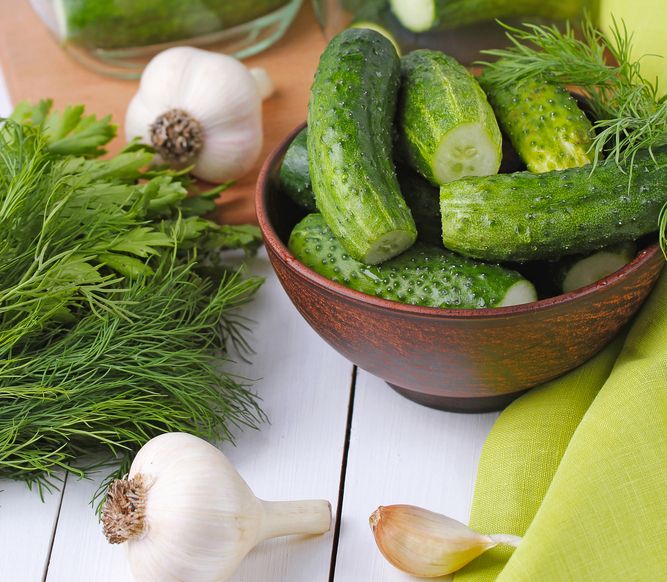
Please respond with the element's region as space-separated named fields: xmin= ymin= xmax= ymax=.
xmin=0 ymin=70 xmax=498 ymax=582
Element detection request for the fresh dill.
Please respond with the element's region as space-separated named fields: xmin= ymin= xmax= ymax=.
xmin=479 ymin=15 xmax=667 ymax=252
xmin=0 ymin=101 xmax=265 ymax=494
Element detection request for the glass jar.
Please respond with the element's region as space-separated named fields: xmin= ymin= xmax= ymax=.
xmin=30 ymin=0 xmax=303 ymax=79
xmin=313 ymin=0 xmax=590 ymax=64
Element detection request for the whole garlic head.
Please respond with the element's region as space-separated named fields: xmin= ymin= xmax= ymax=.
xmin=125 ymin=46 xmax=269 ymax=183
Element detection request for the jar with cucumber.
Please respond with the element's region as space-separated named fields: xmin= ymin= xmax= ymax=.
xmin=280 ymin=20 xmax=667 ymax=310
xmin=30 ymin=0 xmax=302 ymax=77
xmin=313 ymin=0 xmax=592 ymax=64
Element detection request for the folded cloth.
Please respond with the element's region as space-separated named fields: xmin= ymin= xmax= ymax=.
xmin=457 ymin=271 xmax=667 ymax=581
xmin=454 ymin=340 xmax=622 ymax=582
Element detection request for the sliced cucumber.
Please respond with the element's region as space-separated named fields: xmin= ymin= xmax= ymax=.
xmin=559 ymin=243 xmax=637 ymax=293
xmin=348 ymin=0 xmax=401 ymax=55
xmin=289 ymin=214 xmax=536 ymax=309
xmin=482 ymin=75 xmax=594 ymax=173
xmin=397 ymin=50 xmax=502 ymax=185
xmin=308 ymin=28 xmax=417 ymax=265
xmin=389 ymin=0 xmax=584 ymax=32
xmin=439 ymin=149 xmax=667 ymax=261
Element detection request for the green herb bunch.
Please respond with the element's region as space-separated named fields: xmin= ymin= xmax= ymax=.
xmin=0 ymin=101 xmax=264 ymax=494
xmin=479 ymin=15 xmax=667 ymax=252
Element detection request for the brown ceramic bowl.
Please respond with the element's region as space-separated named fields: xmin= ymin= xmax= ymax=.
xmin=256 ymin=123 xmax=665 ymax=413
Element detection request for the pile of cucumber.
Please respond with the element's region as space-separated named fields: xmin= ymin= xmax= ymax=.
xmin=278 ymin=28 xmax=667 ymax=310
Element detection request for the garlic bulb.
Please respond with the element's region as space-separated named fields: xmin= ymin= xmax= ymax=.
xmin=125 ymin=47 xmax=274 ymax=183
xmin=370 ymin=505 xmax=521 ymax=578
xmin=102 ymin=432 xmax=331 ymax=582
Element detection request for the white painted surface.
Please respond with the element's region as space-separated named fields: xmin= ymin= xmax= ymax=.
xmin=333 ymin=371 xmax=496 ymax=582
xmin=0 ymin=70 xmax=492 ymax=582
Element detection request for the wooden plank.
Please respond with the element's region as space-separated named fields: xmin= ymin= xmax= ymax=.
xmin=333 ymin=369 xmax=498 ymax=581
xmin=45 ymin=251 xmax=354 ymax=582
xmin=0 ymin=0 xmax=325 ymax=225
xmin=0 ymin=479 xmax=65 ymax=582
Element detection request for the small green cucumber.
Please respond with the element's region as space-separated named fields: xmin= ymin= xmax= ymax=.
xmin=308 ymin=28 xmax=417 ymax=265
xmin=439 ymin=150 xmax=667 ymax=261
xmin=279 ymin=127 xmax=316 ymax=212
xmin=289 ymin=214 xmax=536 ymax=308
xmin=557 ymin=242 xmax=637 ymax=293
xmin=482 ymin=75 xmax=594 ymax=173
xmin=348 ymin=0 xmax=402 ymax=55
xmin=278 ymin=128 xmax=441 ymax=242
xmin=389 ymin=0 xmax=583 ymax=32
xmin=397 ymin=166 xmax=441 ymax=245
xmin=397 ymin=50 xmax=502 ymax=186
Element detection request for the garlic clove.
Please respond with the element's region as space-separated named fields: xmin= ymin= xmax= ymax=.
xmin=370 ymin=505 xmax=521 ymax=578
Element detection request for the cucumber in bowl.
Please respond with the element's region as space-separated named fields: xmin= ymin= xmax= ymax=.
xmin=397 ymin=50 xmax=502 ymax=185
xmin=289 ymin=214 xmax=537 ymax=309
xmin=308 ymin=28 xmax=417 ymax=265
xmin=440 ymin=149 xmax=667 ymax=262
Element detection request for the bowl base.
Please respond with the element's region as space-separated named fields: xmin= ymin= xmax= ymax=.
xmin=388 ymin=383 xmax=529 ymax=413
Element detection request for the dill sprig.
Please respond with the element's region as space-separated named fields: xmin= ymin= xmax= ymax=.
xmin=479 ymin=15 xmax=667 ymax=253
xmin=480 ymin=16 xmax=667 ymax=168
xmin=0 ymin=101 xmax=265 ymax=493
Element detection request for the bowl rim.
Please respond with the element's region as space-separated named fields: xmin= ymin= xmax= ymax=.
xmin=256 ymin=121 xmax=664 ymax=320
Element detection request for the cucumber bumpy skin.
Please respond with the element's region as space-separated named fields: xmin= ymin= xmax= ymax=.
xmin=397 ymin=50 xmax=502 ymax=186
xmin=482 ymin=75 xmax=594 ymax=173
xmin=308 ymin=28 xmax=416 ymax=265
xmin=389 ymin=0 xmax=583 ymax=32
xmin=439 ymin=150 xmax=667 ymax=262
xmin=289 ymin=214 xmax=536 ymax=309
xmin=279 ymin=127 xmax=316 ymax=212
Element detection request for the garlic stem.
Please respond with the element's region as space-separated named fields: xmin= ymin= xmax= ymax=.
xmin=488 ymin=533 xmax=522 ymax=548
xmin=258 ymin=499 xmax=332 ymax=541
xmin=249 ymin=67 xmax=275 ymax=101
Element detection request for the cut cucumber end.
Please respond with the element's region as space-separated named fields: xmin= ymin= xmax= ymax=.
xmin=362 ymin=230 xmax=416 ymax=265
xmin=562 ymin=248 xmax=635 ymax=293
xmin=350 ymin=22 xmax=401 ymax=55
xmin=433 ymin=123 xmax=501 ymax=185
xmin=389 ymin=0 xmax=435 ymax=33
xmin=497 ymin=280 xmax=537 ymax=307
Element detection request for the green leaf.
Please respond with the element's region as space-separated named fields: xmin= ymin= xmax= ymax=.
xmin=109 ymin=227 xmax=173 ymax=257
xmin=98 ymin=252 xmax=154 ymax=279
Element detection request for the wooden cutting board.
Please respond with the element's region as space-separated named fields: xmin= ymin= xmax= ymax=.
xmin=0 ymin=0 xmax=325 ymax=224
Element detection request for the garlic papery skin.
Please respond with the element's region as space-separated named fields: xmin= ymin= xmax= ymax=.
xmin=369 ymin=505 xmax=521 ymax=578
xmin=102 ymin=432 xmax=331 ymax=582
xmin=125 ymin=46 xmax=270 ymax=183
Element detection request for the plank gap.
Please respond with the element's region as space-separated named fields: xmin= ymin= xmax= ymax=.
xmin=328 ymin=365 xmax=358 ymax=582
xmin=41 ymin=471 xmax=68 ymax=582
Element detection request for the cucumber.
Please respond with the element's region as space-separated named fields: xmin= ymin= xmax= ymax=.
xmin=389 ymin=0 xmax=583 ymax=32
xmin=279 ymin=127 xmax=316 ymax=212
xmin=348 ymin=0 xmax=401 ymax=55
xmin=557 ymin=243 xmax=637 ymax=293
xmin=397 ymin=166 xmax=441 ymax=245
xmin=289 ymin=214 xmax=536 ymax=308
xmin=439 ymin=150 xmax=667 ymax=261
xmin=308 ymin=28 xmax=417 ymax=265
xmin=278 ymin=128 xmax=441 ymax=241
xmin=55 ymin=0 xmax=289 ymax=49
xmin=482 ymin=75 xmax=594 ymax=173
xmin=397 ymin=50 xmax=502 ymax=186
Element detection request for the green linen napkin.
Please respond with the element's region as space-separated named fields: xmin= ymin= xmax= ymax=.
xmin=456 ymin=271 xmax=667 ymax=581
